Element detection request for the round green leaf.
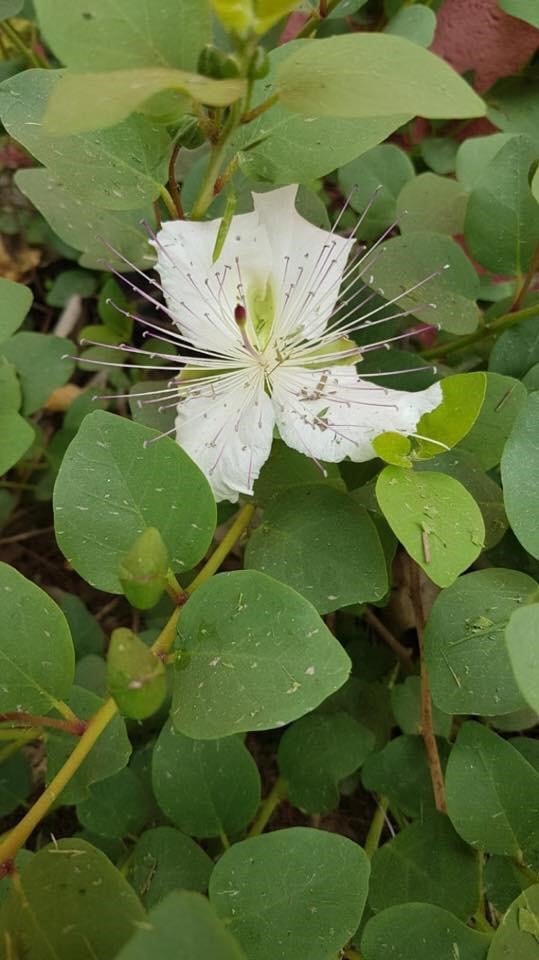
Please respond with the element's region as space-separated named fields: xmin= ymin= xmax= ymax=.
xmin=34 ymin=0 xmax=210 ymax=71
xmin=253 ymin=440 xmax=344 ymax=504
xmin=277 ymin=35 xmax=485 ymax=119
xmin=421 ymin=136 xmax=458 ymax=175
xmin=464 ymin=135 xmax=539 ymax=275
xmin=77 ymin=767 xmax=152 ymax=839
xmin=501 ymin=393 xmax=539 ymax=559
xmin=415 ymin=450 xmax=507 ymax=550
xmin=338 ymin=144 xmax=415 ymax=241
xmin=245 ymin=486 xmax=388 ymax=614
xmin=59 ymin=594 xmax=104 ymax=659
xmin=0 ymin=411 xmax=34 ymax=475
xmin=128 ymin=827 xmax=213 ymax=909
xmin=414 ymin=372 xmax=486 ymax=459
xmin=152 ymin=722 xmax=260 ymax=838
xmin=361 ymin=734 xmax=450 ymax=819
xmin=0 ymin=68 xmax=172 ymax=210
xmin=0 ymin=278 xmax=32 ymax=343
xmin=53 ymin=410 xmax=216 ymax=593
xmin=489 ymin=316 xmax=539 ymax=380
xmin=456 ymin=132 xmax=516 ymax=191
xmin=114 ymin=891 xmax=247 ymax=960
xmin=384 ymin=4 xmax=436 ymax=46
xmin=398 ymin=172 xmax=468 ymax=235
xmin=1 ymin=838 xmax=145 ymax=959
xmin=0 ymin=358 xmax=21 ymax=411
xmin=44 ymin=68 xmax=245 ymax=135
xmin=277 ymin=712 xmax=374 ymax=814
xmin=0 ymin=561 xmax=75 ymax=714
xmin=171 ymin=570 xmax=351 ymax=738
xmin=15 ymin=168 xmax=154 ymax=269
xmin=229 ymin=41 xmax=409 ymax=185
xmin=361 ymin=903 xmax=491 ymax=960
xmin=46 ymin=269 xmax=97 ymax=306
xmin=424 ymin=569 xmax=536 ymax=716
xmin=46 ymin=686 xmax=131 ymax=804
xmin=369 ymin=811 xmax=480 ymax=919
xmin=2 ymin=332 xmax=75 ymax=415
xmin=209 ymin=828 xmax=370 ymax=960
xmin=446 ymin=722 xmax=539 ymax=856
xmin=0 ymin=751 xmax=31 ymax=817
xmin=505 ymin=604 xmax=539 ymax=713
xmin=367 ymin=232 xmax=480 ymax=335
xmin=485 ymin=855 xmax=535 ymax=914
xmin=487 ymin=885 xmax=539 ymax=960
xmin=457 ymin=372 xmax=528 ymax=471
xmin=376 ymin=466 xmax=485 ymax=587
xmin=391 ymin=676 xmax=452 ymax=738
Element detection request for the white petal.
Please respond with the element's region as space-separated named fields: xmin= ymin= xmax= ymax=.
xmin=155 ymin=211 xmax=272 ymax=357
xmin=271 ymin=366 xmax=442 ymax=463
xmin=253 ymin=186 xmax=353 ymax=343
xmin=175 ymin=371 xmax=274 ymax=502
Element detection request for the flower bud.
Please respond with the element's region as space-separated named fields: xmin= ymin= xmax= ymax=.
xmin=118 ymin=527 xmax=168 ymax=610
xmin=107 ymin=628 xmax=167 ymax=719
xmin=174 ymin=114 xmax=205 ymax=150
xmin=198 ymin=43 xmax=239 ymax=79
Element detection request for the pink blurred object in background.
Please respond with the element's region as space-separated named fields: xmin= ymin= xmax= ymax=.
xmin=432 ymin=0 xmax=538 ymax=93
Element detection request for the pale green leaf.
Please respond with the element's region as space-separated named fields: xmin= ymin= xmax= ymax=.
xmin=277 ymin=35 xmax=485 ymax=119
xmin=152 ymin=722 xmax=260 ymax=838
xmin=505 ymin=604 xmax=539 ymax=713
xmin=115 ymin=891 xmax=246 ymax=960
xmin=446 ymin=722 xmax=539 ymax=856
xmin=376 ymin=466 xmax=485 ymax=587
xmin=501 ymin=393 xmax=539 ymax=558
xmin=229 ymin=42 xmax=409 ymax=184
xmin=1 ymin=838 xmax=145 ymax=959
xmin=53 ymin=411 xmax=216 ymax=593
xmin=34 ymin=0 xmax=211 ymax=71
xmin=209 ymin=828 xmax=370 ymax=960
xmin=172 ymin=570 xmax=351 ymax=738
xmin=0 ymin=561 xmax=74 ymax=714
xmin=245 ymin=486 xmax=388 ymax=614
xmin=44 ymin=67 xmax=245 ymax=135
xmin=424 ymin=569 xmax=535 ymax=716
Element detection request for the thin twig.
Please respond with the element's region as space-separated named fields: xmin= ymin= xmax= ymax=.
xmin=511 ymin=244 xmax=539 ymax=312
xmin=167 ymin=140 xmax=185 ymax=219
xmin=363 ymin=608 xmax=413 ymax=667
xmin=409 ymin=563 xmax=447 ymax=813
xmin=0 ymin=526 xmax=53 ymax=546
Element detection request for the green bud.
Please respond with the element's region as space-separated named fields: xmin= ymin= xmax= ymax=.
xmin=118 ymin=527 xmax=168 ymax=610
xmin=174 ymin=114 xmax=206 ymax=150
xmin=198 ymin=43 xmax=232 ymax=79
xmin=107 ymin=628 xmax=167 ymax=719
xmin=249 ymin=47 xmax=270 ymax=80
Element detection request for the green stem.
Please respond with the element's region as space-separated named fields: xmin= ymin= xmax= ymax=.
xmin=190 ymin=114 xmax=238 ymax=221
xmin=0 ymin=503 xmax=256 ymax=868
xmin=364 ymin=796 xmax=389 ymax=858
xmin=158 ymin=184 xmax=180 ymax=220
xmin=421 ymin=304 xmax=539 ymax=361
xmin=240 ymin=92 xmax=279 ymax=124
xmin=0 ymin=20 xmax=45 ymax=68
xmin=513 ymin=857 xmax=539 ymax=885
xmin=248 ymin=777 xmax=287 ymax=838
